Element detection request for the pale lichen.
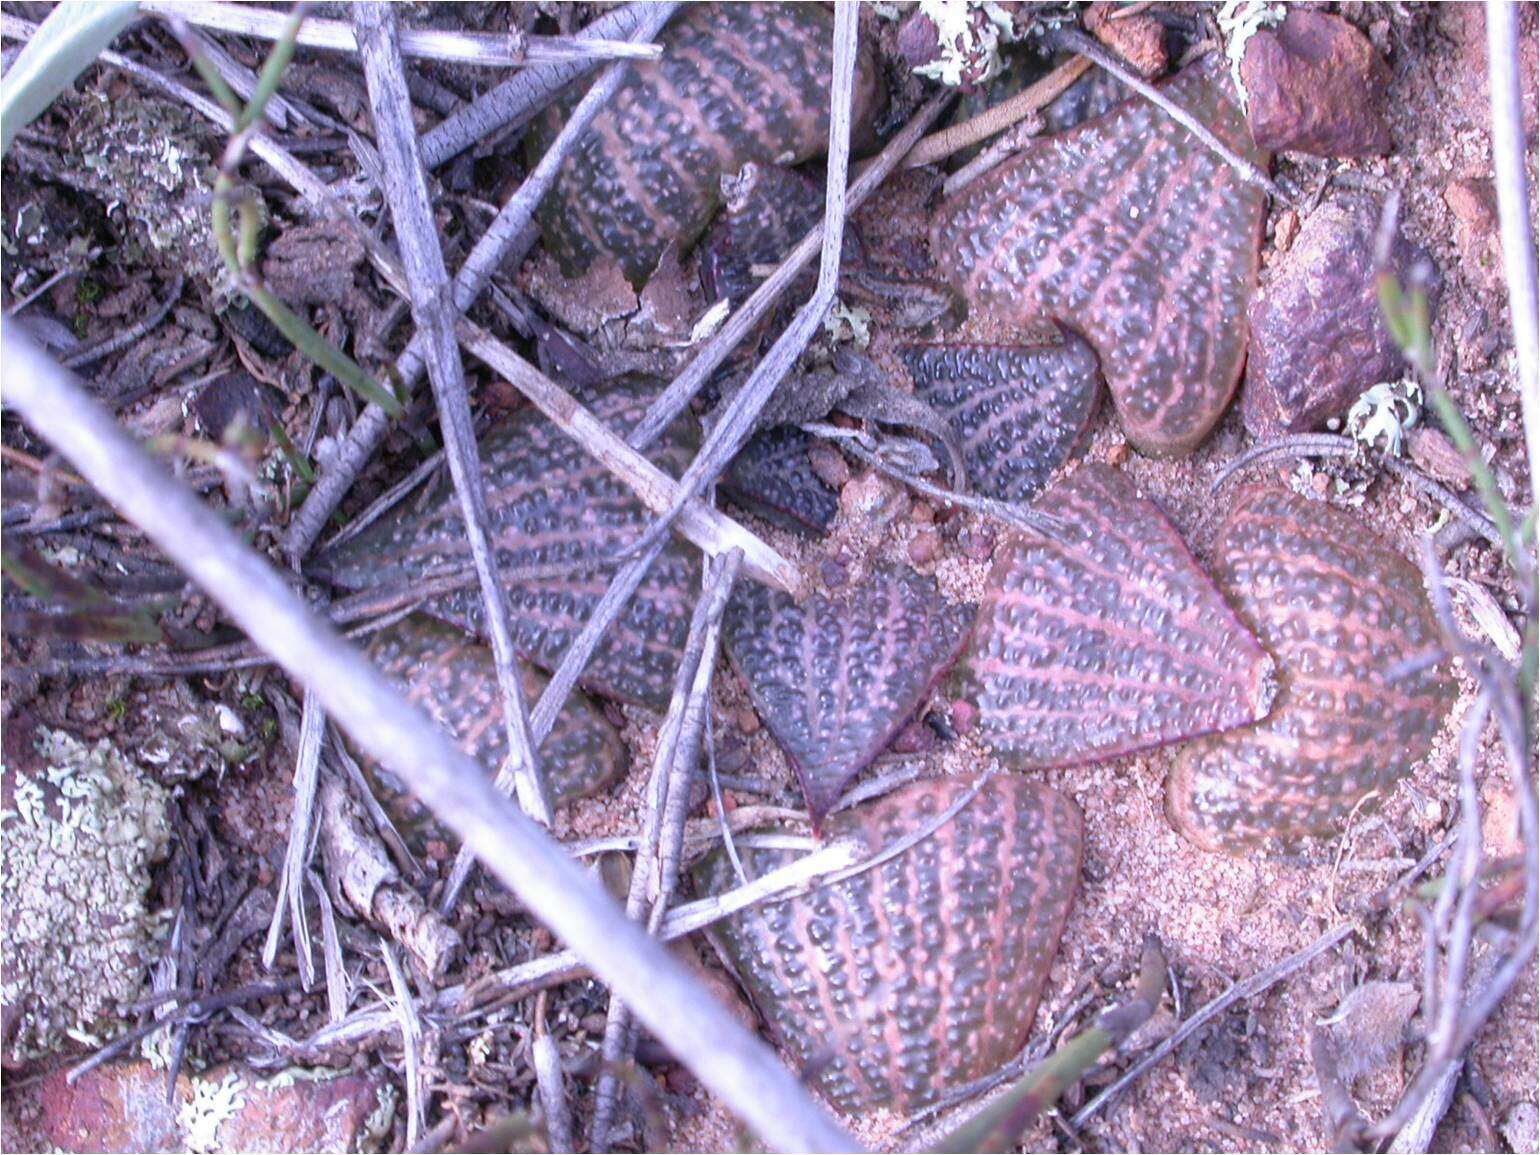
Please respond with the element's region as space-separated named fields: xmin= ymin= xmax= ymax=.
xmin=64 ymin=87 xmax=222 ymax=289
xmin=1 ymin=727 xmax=171 ymax=1061
xmin=178 ymin=1069 xmax=248 ymax=1155
xmin=912 ymin=0 xmax=1018 ymax=88
xmin=1344 ymin=378 xmax=1423 ymax=456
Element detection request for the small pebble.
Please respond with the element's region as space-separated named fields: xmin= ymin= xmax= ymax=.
xmin=908 ymin=529 xmax=942 ymax=565
xmin=819 ymin=557 xmax=848 ymax=589
xmin=950 ymin=700 xmax=978 ymax=734
xmin=807 ymin=441 xmax=851 ymax=489
xmin=840 ymin=471 xmax=910 ymax=526
xmin=890 ymin=721 xmax=937 ymax=755
xmin=961 ymin=527 xmax=996 ymax=561
xmin=737 ymin=707 xmax=761 ymax=735
xmin=910 ymin=501 xmax=935 ymax=525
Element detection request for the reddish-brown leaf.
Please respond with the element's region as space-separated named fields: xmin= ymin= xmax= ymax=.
xmin=1167 ymin=488 xmax=1456 ymax=852
xmin=898 ymin=325 xmax=1101 ymax=503
xmin=958 ymin=465 xmax=1274 ymax=768
xmin=362 ymin=616 xmax=626 ymax=840
xmin=537 ymin=4 xmax=882 ymax=284
xmin=314 ymin=379 xmax=700 ymax=710
xmin=725 ymin=564 xmax=975 ymax=824
xmin=697 ymin=775 xmax=1082 ymax=1115
xmin=930 ymin=58 xmax=1267 ymax=456
xmin=721 ymin=424 xmax=839 ymax=536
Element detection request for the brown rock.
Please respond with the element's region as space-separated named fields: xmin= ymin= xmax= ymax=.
xmin=839 ymin=470 xmax=910 ymax=527
xmin=2 ymin=1062 xmax=395 ymax=1154
xmin=806 ymin=440 xmax=851 ymax=489
xmin=3 ymin=1062 xmax=179 ymax=1153
xmin=907 ymin=528 xmax=942 ymax=566
xmin=216 ymin=1066 xmax=396 ymax=1153
xmin=1407 ymin=426 xmax=1471 ymax=489
xmin=1243 ymin=197 xmax=1437 ymax=437
xmin=1085 ymin=2 xmax=1167 ymax=78
xmin=1444 ymin=178 xmax=1505 ymax=298
xmin=1240 ymin=11 xmax=1392 ymax=156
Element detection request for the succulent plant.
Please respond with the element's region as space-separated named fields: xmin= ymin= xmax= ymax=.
xmin=1166 ymin=487 xmax=1456 ymax=852
xmin=725 ymin=564 xmax=976 ymax=824
xmin=958 ymin=465 xmax=1275 ymax=769
xmin=536 ymin=4 xmax=882 ymax=285
xmin=696 ymin=775 xmax=1082 ymax=1116
xmin=930 ymin=57 xmax=1267 ymax=456
xmin=314 ymin=379 xmax=700 ymax=711
xmin=898 ymin=325 xmax=1102 ymax=503
xmin=720 ymin=424 xmax=840 ymax=536
xmin=361 ymin=616 xmax=626 ymax=836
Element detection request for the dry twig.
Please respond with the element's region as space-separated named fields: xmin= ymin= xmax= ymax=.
xmin=140 ymin=1 xmax=663 ymax=68
xmin=354 ymin=0 xmax=553 ymax=822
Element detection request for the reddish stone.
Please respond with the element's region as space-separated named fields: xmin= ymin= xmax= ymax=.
xmin=1242 ymin=197 xmax=1437 ymax=437
xmin=1 ymin=1062 xmax=394 ymax=1154
xmin=1240 ymin=11 xmax=1393 ymax=156
xmin=950 ymin=699 xmax=978 ymax=734
xmin=3 ymin=1063 xmax=179 ymax=1153
xmin=1407 ymin=427 xmax=1470 ymax=489
xmin=907 ymin=529 xmax=942 ymax=566
xmin=1085 ymin=1 xmax=1167 ymax=78
xmin=217 ymin=1067 xmax=395 ymax=1153
xmin=1444 ymin=178 xmax=1505 ymax=298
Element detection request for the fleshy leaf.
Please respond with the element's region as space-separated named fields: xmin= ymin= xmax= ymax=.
xmin=1167 ymin=487 xmax=1456 ymax=852
xmin=720 ymin=424 xmax=839 ymax=536
xmin=315 ymin=379 xmax=700 ymax=710
xmin=960 ymin=465 xmax=1274 ymax=768
xmin=898 ymin=326 xmax=1101 ymax=503
xmin=930 ymin=58 xmax=1268 ymax=455
xmin=696 ymin=776 xmax=1082 ymax=1116
xmin=725 ymin=564 xmax=975 ymax=823
xmin=360 ymin=617 xmax=626 ymax=859
xmin=537 ymin=4 xmax=881 ymax=285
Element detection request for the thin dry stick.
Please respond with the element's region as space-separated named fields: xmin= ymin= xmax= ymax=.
xmin=282 ymin=3 xmax=678 ymax=560
xmin=1041 ymin=27 xmax=1281 ymax=199
xmin=589 ymin=550 xmax=742 ymax=1149
xmin=263 ymin=687 xmax=324 ymax=988
xmin=420 ymin=0 xmax=669 ymax=170
xmin=1485 ymin=0 xmax=1540 ymax=506
xmin=139 ymin=0 xmax=663 ymax=67
xmin=1069 ymin=922 xmax=1357 ymax=1130
xmin=286 ymin=837 xmax=866 ymax=1057
xmin=626 ymin=88 xmax=953 ymax=451
xmin=532 ymin=993 xmax=574 ymax=1154
xmin=905 ymin=54 xmax=1091 ymax=168
xmin=622 ymin=0 xmax=861 ymax=567
xmin=4 ymin=332 xmax=859 ymax=1155
xmin=379 ymin=939 xmax=425 ymax=1148
xmin=354 ymin=1 xmax=552 ymax=823
xmin=459 ymin=322 xmax=799 ymax=591
xmin=310 ymin=868 xmax=348 ymax=1024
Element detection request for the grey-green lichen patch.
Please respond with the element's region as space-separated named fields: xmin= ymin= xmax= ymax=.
xmin=1 ymin=727 xmax=172 ymax=1061
xmin=179 ymin=1069 xmax=249 ymax=1155
xmin=63 ymin=87 xmax=222 ymax=288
